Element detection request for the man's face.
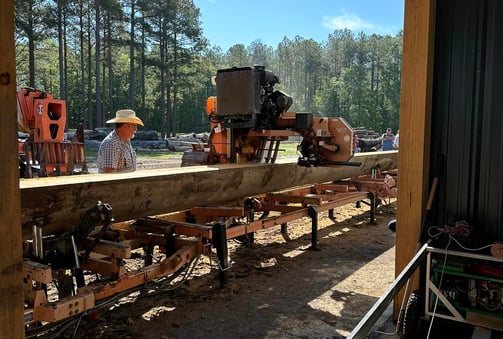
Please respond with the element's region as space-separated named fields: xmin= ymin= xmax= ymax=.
xmin=125 ymin=123 xmax=137 ymax=139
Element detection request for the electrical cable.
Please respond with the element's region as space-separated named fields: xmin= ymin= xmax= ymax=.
xmin=428 ymin=220 xmax=494 ymax=252
xmin=422 ymin=220 xmax=500 ymax=338
xmin=26 ymin=254 xmax=202 ymax=338
xmin=365 ymin=328 xmax=398 ymax=338
xmin=71 ymin=314 xmax=84 ymax=339
xmin=426 ymin=237 xmax=451 ymax=339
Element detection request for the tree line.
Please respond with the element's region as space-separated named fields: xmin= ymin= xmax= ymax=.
xmin=14 ymin=0 xmax=402 ymax=138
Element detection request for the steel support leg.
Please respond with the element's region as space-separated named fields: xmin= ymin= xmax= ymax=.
xmin=144 ymin=245 xmax=154 ymax=266
xmin=309 ymin=206 xmax=319 ymax=250
xmin=244 ymin=198 xmax=255 ymax=246
xmin=281 ymin=223 xmax=291 ymax=241
xmin=212 ymin=222 xmax=229 ymax=287
xmin=271 ymin=139 xmax=281 ymax=163
xmin=264 ymin=138 xmax=275 ymax=163
xmin=279 ymin=201 xmax=291 ymax=241
xmin=368 ymin=191 xmax=377 ymax=224
xmin=249 ymin=203 xmax=255 ymax=245
xmin=71 ymin=235 xmax=85 ymax=288
xmin=328 ymin=208 xmax=335 ymax=220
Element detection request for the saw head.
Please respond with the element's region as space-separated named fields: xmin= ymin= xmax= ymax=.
xmin=297 ymin=117 xmax=355 ymax=166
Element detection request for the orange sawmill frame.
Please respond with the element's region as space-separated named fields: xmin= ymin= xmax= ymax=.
xmin=23 ymin=176 xmax=394 ymax=333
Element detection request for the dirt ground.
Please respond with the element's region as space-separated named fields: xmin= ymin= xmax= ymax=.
xmin=72 ymin=155 xmax=398 ymax=339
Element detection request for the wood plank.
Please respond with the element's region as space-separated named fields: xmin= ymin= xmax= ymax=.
xmin=82 ymin=238 xmax=131 ymax=258
xmin=23 ymin=261 xmax=52 ymax=284
xmin=80 ymin=257 xmax=125 ymax=277
xmin=268 ymin=193 xmax=322 ymax=205
xmin=395 ymin=0 xmax=436 ymax=318
xmin=0 ymin=1 xmax=24 ymax=337
xmin=191 ymin=206 xmax=245 ymax=217
xmin=314 ymin=183 xmax=350 ymax=193
xmin=20 ymin=152 xmax=397 ymax=239
xmin=33 ymin=288 xmax=95 ymax=322
xmin=466 ymin=312 xmax=503 ymax=331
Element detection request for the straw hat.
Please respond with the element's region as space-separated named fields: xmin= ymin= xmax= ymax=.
xmin=106 ymin=109 xmax=144 ymax=126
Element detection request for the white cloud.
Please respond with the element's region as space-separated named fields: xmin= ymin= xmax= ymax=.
xmin=322 ymin=12 xmax=375 ymax=32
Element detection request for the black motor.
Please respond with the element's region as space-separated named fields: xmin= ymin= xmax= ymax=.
xmin=215 ymin=66 xmax=292 ymax=129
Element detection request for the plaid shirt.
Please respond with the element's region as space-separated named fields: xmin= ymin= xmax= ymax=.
xmin=97 ymin=130 xmax=136 ymax=173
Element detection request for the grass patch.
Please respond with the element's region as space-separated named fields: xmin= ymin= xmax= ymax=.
xmin=85 ymin=149 xmax=97 ymax=158
xmin=85 ymin=148 xmax=184 ymax=160
xmin=85 ymin=140 xmax=299 ymax=161
xmin=138 ymin=151 xmax=184 ymax=159
xmin=278 ymin=142 xmax=300 ymax=157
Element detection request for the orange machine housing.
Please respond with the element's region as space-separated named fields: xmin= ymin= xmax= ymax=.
xmin=206 ymin=96 xmax=228 ymax=159
xmin=17 ymin=87 xmax=66 ymax=142
xmin=17 ymin=87 xmax=86 ymax=177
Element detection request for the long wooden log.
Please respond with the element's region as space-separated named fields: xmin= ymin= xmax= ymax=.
xmin=20 ymin=151 xmax=397 ymax=239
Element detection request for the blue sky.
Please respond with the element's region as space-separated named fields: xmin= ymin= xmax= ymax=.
xmin=193 ymin=0 xmax=405 ymax=51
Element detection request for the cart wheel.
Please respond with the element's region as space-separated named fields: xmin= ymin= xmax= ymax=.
xmin=402 ymin=290 xmax=423 ymax=339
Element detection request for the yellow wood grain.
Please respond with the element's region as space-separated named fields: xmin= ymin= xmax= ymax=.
xmin=395 ymin=0 xmax=436 ymax=318
xmin=0 ymin=1 xmax=25 ymax=337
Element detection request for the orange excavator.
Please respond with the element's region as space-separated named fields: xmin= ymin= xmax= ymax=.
xmin=17 ymin=87 xmax=87 ymax=178
xmin=182 ymin=66 xmax=359 ymax=167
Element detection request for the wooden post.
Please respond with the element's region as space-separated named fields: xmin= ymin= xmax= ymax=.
xmin=395 ymin=0 xmax=436 ymax=318
xmin=0 ymin=1 xmax=25 ymax=338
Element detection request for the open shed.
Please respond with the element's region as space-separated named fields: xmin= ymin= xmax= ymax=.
xmin=1 ymin=0 xmax=502 ymax=337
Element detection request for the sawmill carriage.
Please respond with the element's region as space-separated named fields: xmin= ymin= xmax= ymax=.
xmin=182 ymin=65 xmax=357 ymax=167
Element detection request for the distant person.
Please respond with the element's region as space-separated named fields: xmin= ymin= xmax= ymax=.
xmin=393 ymin=130 xmax=400 ymax=149
xmin=381 ymin=128 xmax=395 ymax=151
xmin=354 ymin=133 xmax=360 ymax=153
xmin=97 ymin=109 xmax=144 ymax=173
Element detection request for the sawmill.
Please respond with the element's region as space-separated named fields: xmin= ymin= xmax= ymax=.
xmin=17 ymin=65 xmax=398 ymax=337
xmin=5 ymin=1 xmax=503 ymax=338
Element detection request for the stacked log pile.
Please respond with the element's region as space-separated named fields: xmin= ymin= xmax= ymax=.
xmin=354 ymin=127 xmax=383 ymax=152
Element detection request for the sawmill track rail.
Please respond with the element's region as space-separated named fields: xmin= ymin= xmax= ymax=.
xmin=21 ymin=153 xmax=398 ymax=336
xmin=22 ymin=174 xmax=396 ymax=337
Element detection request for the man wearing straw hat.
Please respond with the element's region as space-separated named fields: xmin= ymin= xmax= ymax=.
xmin=97 ymin=109 xmax=145 ymax=173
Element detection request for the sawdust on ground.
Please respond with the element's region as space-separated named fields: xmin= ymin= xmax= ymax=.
xmin=76 ymin=208 xmax=397 ymax=338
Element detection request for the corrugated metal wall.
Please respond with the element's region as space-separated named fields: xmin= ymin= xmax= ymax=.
xmin=430 ymin=0 xmax=503 ymax=241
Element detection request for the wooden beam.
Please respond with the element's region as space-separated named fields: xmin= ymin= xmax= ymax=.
xmin=20 ymin=152 xmax=397 ymax=239
xmin=33 ymin=288 xmax=95 ymax=322
xmin=395 ymin=0 xmax=436 ymax=318
xmin=23 ymin=262 xmax=52 ymax=285
xmin=267 ymin=191 xmax=323 ymax=205
xmin=191 ymin=206 xmax=245 ymax=217
xmin=0 ymin=1 xmax=25 ymax=337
